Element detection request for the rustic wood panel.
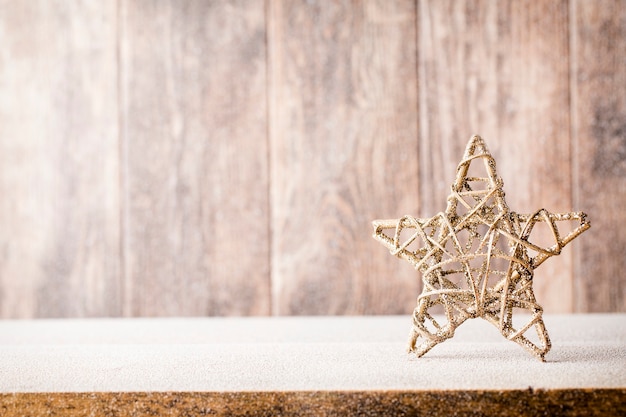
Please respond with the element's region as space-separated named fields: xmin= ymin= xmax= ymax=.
xmin=0 ymin=1 xmax=121 ymax=318
xmin=418 ymin=0 xmax=499 ymax=213
xmin=120 ymin=0 xmax=270 ymax=316
xmin=0 ymin=1 xmax=623 ymax=318
xmin=571 ymin=0 xmax=626 ymax=312
xmin=418 ymin=0 xmax=574 ymax=312
xmin=268 ymin=0 xmax=420 ymax=315
xmin=494 ymin=0 xmax=574 ymax=312
xmin=3 ymin=390 xmax=625 ymax=417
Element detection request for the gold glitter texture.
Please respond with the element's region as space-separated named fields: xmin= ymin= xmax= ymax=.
xmin=372 ymin=135 xmax=590 ymax=361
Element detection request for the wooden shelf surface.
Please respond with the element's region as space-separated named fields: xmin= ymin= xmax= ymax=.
xmin=0 ymin=315 xmax=624 ymax=416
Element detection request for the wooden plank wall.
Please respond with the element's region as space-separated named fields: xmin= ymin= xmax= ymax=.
xmin=268 ymin=0 xmax=419 ymax=315
xmin=119 ymin=1 xmax=270 ymax=316
xmin=0 ymin=0 xmax=623 ymax=318
xmin=0 ymin=1 xmax=121 ymax=318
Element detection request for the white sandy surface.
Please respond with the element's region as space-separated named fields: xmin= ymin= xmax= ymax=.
xmin=0 ymin=315 xmax=624 ymax=392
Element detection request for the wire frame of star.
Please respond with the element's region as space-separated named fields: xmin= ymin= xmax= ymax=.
xmin=373 ymin=135 xmax=590 ymax=361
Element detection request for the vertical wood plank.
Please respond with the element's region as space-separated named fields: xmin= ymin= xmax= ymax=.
xmin=418 ymin=0 xmax=498 ymax=216
xmin=494 ymin=0 xmax=574 ymax=312
xmin=419 ymin=0 xmax=574 ymax=312
xmin=269 ymin=0 xmax=419 ymax=315
xmin=571 ymin=0 xmax=626 ymax=312
xmin=0 ymin=1 xmax=121 ymax=317
xmin=120 ymin=0 xmax=270 ymax=316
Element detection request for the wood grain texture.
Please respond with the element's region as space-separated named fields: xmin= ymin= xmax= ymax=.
xmin=0 ymin=1 xmax=121 ymax=317
xmin=268 ymin=0 xmax=420 ymax=315
xmin=0 ymin=1 xmax=623 ymax=318
xmin=120 ymin=0 xmax=270 ymax=316
xmin=418 ymin=0 xmax=499 ymax=211
xmin=571 ymin=0 xmax=626 ymax=312
xmin=494 ymin=0 xmax=574 ymax=313
xmin=418 ymin=0 xmax=574 ymax=312
xmin=2 ymin=390 xmax=625 ymax=417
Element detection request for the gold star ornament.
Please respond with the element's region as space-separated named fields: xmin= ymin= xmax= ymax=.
xmin=373 ymin=135 xmax=589 ymax=361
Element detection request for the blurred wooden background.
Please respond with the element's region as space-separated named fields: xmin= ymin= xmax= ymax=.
xmin=0 ymin=0 xmax=624 ymax=318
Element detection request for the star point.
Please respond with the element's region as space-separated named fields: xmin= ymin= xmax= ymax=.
xmin=373 ymin=135 xmax=590 ymax=360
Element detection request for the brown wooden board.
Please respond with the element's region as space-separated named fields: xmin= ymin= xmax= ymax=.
xmin=1 ymin=390 xmax=624 ymax=417
xmin=0 ymin=2 xmax=121 ymax=317
xmin=418 ymin=0 xmax=574 ymax=312
xmin=120 ymin=0 xmax=270 ymax=316
xmin=571 ymin=0 xmax=626 ymax=312
xmin=268 ymin=0 xmax=420 ymax=315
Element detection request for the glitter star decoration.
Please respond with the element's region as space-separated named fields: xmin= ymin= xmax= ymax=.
xmin=372 ymin=135 xmax=590 ymax=361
